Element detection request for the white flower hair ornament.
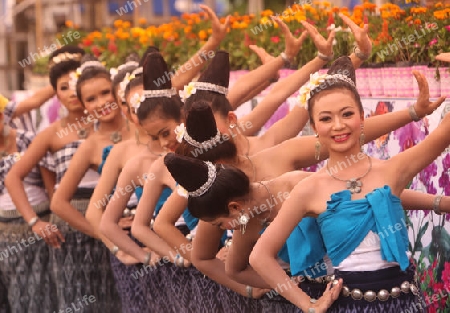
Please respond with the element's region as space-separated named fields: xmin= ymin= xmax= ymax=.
xmin=176 ymin=184 xmax=189 ymax=198
xmin=69 ymin=67 xmax=82 ymax=93
xmin=174 ymin=123 xmax=186 ymax=143
xmin=179 ymin=82 xmax=197 ymax=103
xmin=110 ymin=67 xmax=119 ymax=80
xmin=118 ymin=72 xmax=136 ymax=102
xmin=297 ymin=72 xmax=356 ymax=110
xmin=130 ymin=93 xmax=145 ymax=114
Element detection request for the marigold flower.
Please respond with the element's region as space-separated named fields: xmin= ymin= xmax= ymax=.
xmin=198 ymin=30 xmax=208 ymax=40
xmin=65 ymin=20 xmax=73 ymax=28
xmin=113 ymin=20 xmax=123 ymax=28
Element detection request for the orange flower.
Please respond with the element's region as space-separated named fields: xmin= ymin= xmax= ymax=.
xmin=261 ymin=9 xmax=274 ymax=17
xmin=139 ymin=36 xmax=148 ymax=45
xmin=113 ymin=20 xmax=123 ymax=28
xmin=198 ymin=30 xmax=208 ymax=40
xmin=65 ymin=20 xmax=73 ymax=28
xmin=122 ymin=21 xmax=131 ymax=29
xmin=340 ymin=7 xmax=349 ymax=12
xmin=184 ymin=26 xmax=192 ymax=34
xmin=405 ymin=16 xmax=413 ymax=22
xmin=414 ymin=19 xmax=422 ymax=25
xmin=138 ymin=18 xmax=147 ymax=25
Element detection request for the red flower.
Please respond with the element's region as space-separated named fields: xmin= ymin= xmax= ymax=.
xmin=91 ymin=46 xmax=101 ymax=57
xmin=327 ymin=13 xmax=335 ymax=27
xmin=82 ymin=38 xmax=93 ymax=47
xmin=270 ymin=36 xmax=280 ymax=43
xmin=108 ymin=40 xmax=117 ymax=53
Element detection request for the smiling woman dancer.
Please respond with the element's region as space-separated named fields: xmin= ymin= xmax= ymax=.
xmin=46 ymin=54 xmax=130 ymax=312
xmin=249 ymin=57 xmax=449 ymax=313
xmin=3 ymin=46 xmax=93 ymax=313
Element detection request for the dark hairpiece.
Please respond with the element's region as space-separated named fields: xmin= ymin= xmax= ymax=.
xmin=48 ymin=46 xmax=85 ymax=90
xmin=164 ymin=153 xmax=249 ymax=219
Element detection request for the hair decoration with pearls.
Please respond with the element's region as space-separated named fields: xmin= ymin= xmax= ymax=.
xmin=174 ymin=122 xmax=222 ymax=149
xmin=189 ymin=161 xmax=217 ymax=197
xmin=179 ymin=82 xmax=228 ymax=102
xmin=69 ymin=61 xmax=105 ymax=93
xmin=48 ymin=52 xmax=83 ymax=70
xmin=129 ymin=88 xmax=177 ymax=113
xmin=110 ymin=60 xmax=139 ymax=80
xmin=297 ymin=72 xmax=356 ymax=110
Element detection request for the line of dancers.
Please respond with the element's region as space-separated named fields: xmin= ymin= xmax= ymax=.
xmin=1 ymin=6 xmax=449 ymax=313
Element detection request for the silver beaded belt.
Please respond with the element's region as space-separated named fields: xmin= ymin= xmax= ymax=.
xmin=0 ymin=201 xmax=50 ymax=219
xmin=332 ymin=279 xmax=419 ymax=302
xmin=294 ymin=274 xmax=335 ymax=284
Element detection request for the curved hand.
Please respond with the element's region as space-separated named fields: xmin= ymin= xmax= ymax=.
xmin=32 ymin=220 xmax=65 ymax=248
xmin=252 ymin=287 xmax=272 ymax=299
xmin=413 ymin=71 xmax=446 ymax=118
xmin=436 ymin=53 xmax=450 ymax=63
xmin=116 ymin=250 xmax=141 ymax=265
xmin=311 ymin=279 xmax=343 ymax=313
xmin=200 ymin=5 xmax=230 ymax=44
xmin=300 ymin=21 xmax=335 ymax=57
xmin=249 ymin=45 xmax=275 ymax=65
xmin=339 ymin=13 xmax=372 ymax=56
xmin=118 ymin=216 xmax=133 ymax=230
xmin=272 ymin=16 xmax=308 ymax=61
xmin=216 ymin=246 xmax=229 ymax=262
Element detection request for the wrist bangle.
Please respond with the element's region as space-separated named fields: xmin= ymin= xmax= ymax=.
xmin=246 ymin=285 xmax=253 ymax=298
xmin=28 ymin=216 xmax=39 ymax=227
xmin=143 ymin=252 xmax=151 ymax=266
xmin=317 ymin=51 xmax=334 ymax=62
xmin=225 ymin=238 xmax=232 ymax=248
xmin=110 ymin=246 xmax=119 ymax=256
xmin=354 ymin=46 xmax=370 ymax=61
xmin=409 ymin=105 xmax=421 ymax=122
xmin=280 ymin=52 xmax=292 ymax=68
xmin=175 ymin=254 xmax=184 ymax=267
xmin=308 ymin=308 xmax=316 ymax=313
xmin=185 ymin=234 xmax=193 ymax=242
xmin=433 ymin=195 xmax=443 ymax=215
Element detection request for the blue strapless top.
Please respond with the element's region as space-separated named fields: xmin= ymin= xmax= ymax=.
xmin=98 ymin=145 xmax=113 ymax=175
xmin=317 ymin=186 xmax=409 ymax=271
xmin=286 ymin=218 xmax=328 ymax=277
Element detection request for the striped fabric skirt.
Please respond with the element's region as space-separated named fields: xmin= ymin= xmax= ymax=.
xmin=0 ymin=203 xmax=56 ymax=313
xmin=328 ymin=263 xmax=425 ymax=313
xmin=49 ymin=198 xmax=121 ymax=313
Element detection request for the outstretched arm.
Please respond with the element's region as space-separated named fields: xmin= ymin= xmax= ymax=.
xmin=250 ymin=179 xmax=342 ymax=312
xmin=50 ymin=140 xmax=97 ymax=238
xmin=171 ymin=5 xmax=229 ymax=90
xmin=400 ymin=189 xmax=450 ymax=213
xmin=12 ymin=85 xmax=55 ymax=119
xmin=153 ymin=192 xmax=193 ymax=260
xmin=131 ymin=160 xmax=180 ymax=261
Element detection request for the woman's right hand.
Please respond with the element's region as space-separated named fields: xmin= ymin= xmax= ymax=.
xmin=310 ymin=279 xmax=343 ymax=313
xmin=116 ymin=250 xmax=140 ymax=265
xmin=301 ymin=20 xmax=335 ymax=58
xmin=241 ymin=286 xmax=271 ymax=299
xmin=272 ymin=16 xmax=308 ymax=62
xmin=32 ymin=220 xmax=64 ymax=248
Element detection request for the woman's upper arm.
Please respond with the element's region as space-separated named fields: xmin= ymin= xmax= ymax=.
xmin=39 ymin=166 xmax=56 ymax=199
xmin=226 ymin=228 xmax=258 ymax=275
xmin=191 ymin=221 xmax=223 ymax=263
xmin=154 ymin=192 xmax=188 ymax=234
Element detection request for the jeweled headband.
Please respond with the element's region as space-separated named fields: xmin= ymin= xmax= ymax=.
xmin=297 ymin=72 xmax=356 ymax=109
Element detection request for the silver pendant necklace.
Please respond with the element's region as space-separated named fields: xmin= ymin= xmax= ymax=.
xmin=326 ymin=155 xmax=372 ymax=194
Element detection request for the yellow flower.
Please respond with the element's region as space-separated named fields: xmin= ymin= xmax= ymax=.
xmin=198 ymin=30 xmax=208 ymax=40
xmin=0 ymin=94 xmax=8 ymax=113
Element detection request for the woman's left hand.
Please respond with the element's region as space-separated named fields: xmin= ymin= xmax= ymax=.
xmin=339 ymin=13 xmax=372 ymax=56
xmin=413 ymin=70 xmax=446 ymax=118
xmin=200 ymin=5 xmax=230 ymax=45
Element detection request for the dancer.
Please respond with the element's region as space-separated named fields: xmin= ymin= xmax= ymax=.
xmin=3 ymin=46 xmax=92 ymax=313
xmin=47 ymin=54 xmax=125 ymax=312
xmin=250 ymin=57 xmax=448 ymax=312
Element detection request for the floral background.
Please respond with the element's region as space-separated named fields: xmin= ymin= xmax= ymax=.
xmin=14 ymin=67 xmax=450 ymax=311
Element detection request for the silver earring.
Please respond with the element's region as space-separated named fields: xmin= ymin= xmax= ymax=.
xmin=230 ymin=124 xmax=236 ymax=129
xmin=239 ymin=212 xmax=249 ymax=235
xmin=84 ymin=109 xmax=88 ymax=114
